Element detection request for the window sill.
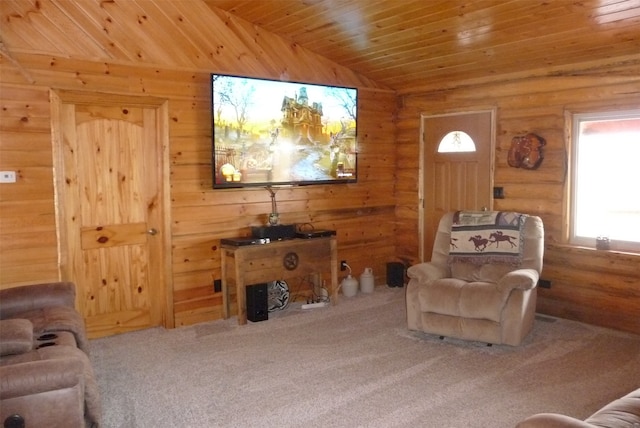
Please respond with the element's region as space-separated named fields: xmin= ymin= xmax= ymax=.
xmin=547 ymin=242 xmax=640 ymax=258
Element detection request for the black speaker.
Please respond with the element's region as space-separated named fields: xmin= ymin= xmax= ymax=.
xmin=386 ymin=262 xmax=405 ymax=288
xmin=246 ymin=283 xmax=268 ymax=322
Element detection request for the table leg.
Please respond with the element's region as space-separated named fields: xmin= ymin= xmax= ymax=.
xmin=330 ymin=237 xmax=338 ymax=304
xmin=221 ymin=249 xmax=229 ymax=319
xmin=234 ymin=253 xmax=247 ymax=325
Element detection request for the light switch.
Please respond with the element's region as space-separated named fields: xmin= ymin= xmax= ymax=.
xmin=0 ymin=171 xmax=17 ymax=183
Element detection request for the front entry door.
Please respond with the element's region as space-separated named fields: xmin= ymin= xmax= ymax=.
xmin=52 ymin=91 xmax=171 ymax=338
xmin=421 ymin=110 xmax=495 ymax=260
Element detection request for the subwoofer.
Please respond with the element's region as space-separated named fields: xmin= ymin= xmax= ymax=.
xmin=246 ymin=283 xmax=268 ymax=322
xmin=386 ymin=262 xmax=405 ymax=288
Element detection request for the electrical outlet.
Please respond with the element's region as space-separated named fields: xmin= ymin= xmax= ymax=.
xmin=213 ymin=279 xmax=222 ymax=293
xmin=340 ymin=260 xmax=347 ymax=271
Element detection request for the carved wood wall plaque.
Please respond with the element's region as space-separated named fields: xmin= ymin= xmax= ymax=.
xmin=507 ymin=133 xmax=546 ymax=170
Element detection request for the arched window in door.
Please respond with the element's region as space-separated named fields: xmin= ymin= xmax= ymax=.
xmin=437 ymin=131 xmax=476 ymax=153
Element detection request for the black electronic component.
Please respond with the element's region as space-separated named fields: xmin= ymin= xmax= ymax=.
xmin=246 ymin=283 xmax=268 ymax=322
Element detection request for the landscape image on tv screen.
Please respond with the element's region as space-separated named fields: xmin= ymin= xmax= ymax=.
xmin=211 ymin=74 xmax=358 ymax=188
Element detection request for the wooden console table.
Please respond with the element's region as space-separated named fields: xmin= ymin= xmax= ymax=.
xmin=221 ymin=236 xmax=338 ymax=325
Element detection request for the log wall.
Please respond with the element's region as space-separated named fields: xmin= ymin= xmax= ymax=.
xmin=396 ymin=62 xmax=640 ymax=334
xmin=0 ymin=7 xmax=397 ymax=329
xmin=1 ymin=1 xmax=638 ymax=335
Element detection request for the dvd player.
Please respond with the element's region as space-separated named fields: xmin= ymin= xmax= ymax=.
xmin=251 ymin=224 xmax=297 ymax=240
xmin=221 ymin=237 xmax=271 ymax=246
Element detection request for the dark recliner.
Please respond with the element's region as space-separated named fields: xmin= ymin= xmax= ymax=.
xmin=0 ymin=282 xmax=101 ymax=427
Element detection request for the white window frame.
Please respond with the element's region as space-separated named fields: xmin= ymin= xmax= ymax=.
xmin=569 ymin=109 xmax=640 ymax=253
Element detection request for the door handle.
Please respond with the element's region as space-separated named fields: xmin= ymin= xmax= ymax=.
xmin=147 ymin=228 xmax=158 ymax=236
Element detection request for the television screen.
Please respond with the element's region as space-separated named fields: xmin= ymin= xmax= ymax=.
xmin=211 ymin=73 xmax=358 ymax=188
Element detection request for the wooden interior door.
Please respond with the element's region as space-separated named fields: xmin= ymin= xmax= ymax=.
xmin=421 ymin=110 xmax=494 ymax=260
xmin=52 ymin=91 xmax=171 ymax=338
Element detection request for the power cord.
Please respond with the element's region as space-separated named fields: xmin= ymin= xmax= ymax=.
xmin=306 ymin=274 xmax=330 ymax=305
xmin=296 ymin=222 xmax=315 ymax=232
xmin=282 ymin=274 xmax=331 ymax=306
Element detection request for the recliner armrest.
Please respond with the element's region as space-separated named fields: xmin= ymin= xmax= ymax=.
xmin=0 ymin=358 xmax=83 ymax=399
xmin=516 ymin=412 xmax=597 ymax=427
xmin=407 ymin=262 xmax=449 ymax=283
xmin=0 ymin=355 xmax=90 ymax=428
xmin=497 ymin=268 xmax=539 ymax=293
xmin=0 ymin=282 xmax=76 ymax=319
xmin=0 ymin=319 xmax=34 ymax=357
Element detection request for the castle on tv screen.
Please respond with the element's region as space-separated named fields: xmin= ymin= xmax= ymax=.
xmin=213 ymin=76 xmax=357 ymax=185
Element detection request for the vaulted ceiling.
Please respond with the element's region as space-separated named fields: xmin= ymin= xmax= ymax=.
xmin=206 ymin=0 xmax=640 ymax=93
xmin=1 ymin=0 xmax=639 ymax=94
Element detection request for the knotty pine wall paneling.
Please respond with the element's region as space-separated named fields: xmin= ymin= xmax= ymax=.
xmin=0 ymin=68 xmax=396 ymax=327
xmin=0 ymin=85 xmax=59 ymax=285
xmin=0 ymin=61 xmax=395 ymax=325
xmin=3 ymin=0 xmax=636 ymax=334
xmin=0 ymin=4 xmax=397 ymax=330
xmin=170 ymin=86 xmax=397 ymax=326
xmin=396 ymin=63 xmax=640 ymax=334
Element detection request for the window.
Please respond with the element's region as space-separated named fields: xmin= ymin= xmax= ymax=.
xmin=570 ymin=110 xmax=640 ymax=252
xmin=437 ymin=131 xmax=476 ymax=153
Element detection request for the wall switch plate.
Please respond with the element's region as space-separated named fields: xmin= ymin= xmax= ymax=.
xmin=214 ymin=279 xmax=222 ymax=293
xmin=0 ymin=171 xmax=17 ymax=183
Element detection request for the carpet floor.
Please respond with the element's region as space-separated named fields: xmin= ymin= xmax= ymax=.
xmin=90 ymin=287 xmax=640 ymax=428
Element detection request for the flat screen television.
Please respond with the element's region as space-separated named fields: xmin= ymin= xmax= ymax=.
xmin=211 ymin=73 xmax=358 ymax=188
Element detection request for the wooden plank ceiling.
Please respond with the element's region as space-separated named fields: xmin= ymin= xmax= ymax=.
xmin=1 ymin=0 xmax=639 ymax=93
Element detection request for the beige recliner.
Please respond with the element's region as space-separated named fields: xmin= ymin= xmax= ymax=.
xmin=406 ymin=211 xmax=544 ymax=346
